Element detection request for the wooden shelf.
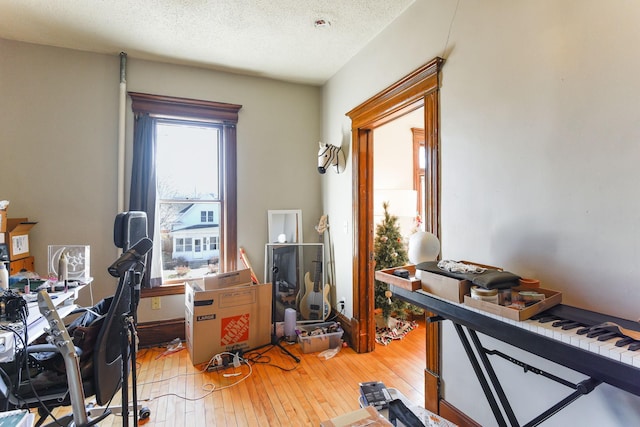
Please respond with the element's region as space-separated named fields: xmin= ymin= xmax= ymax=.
xmin=375 ymin=265 xmax=421 ymax=291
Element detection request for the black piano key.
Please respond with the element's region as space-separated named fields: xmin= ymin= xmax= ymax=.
xmin=629 ymin=342 xmax=640 ymax=351
xmin=577 ymin=326 xmax=591 ymax=335
xmin=597 ymin=332 xmax=620 ymax=341
xmin=536 ymin=315 xmax=559 ymax=324
xmin=552 ymin=319 xmax=574 ymax=327
xmin=615 ymin=337 xmax=634 ymax=347
xmin=586 ymin=328 xmax=609 ymax=338
xmin=560 ymin=322 xmax=583 ymax=331
xmin=529 ymin=313 xmax=547 ymax=321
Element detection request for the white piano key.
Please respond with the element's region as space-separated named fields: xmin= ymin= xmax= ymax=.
xmin=599 ymin=340 xmax=618 ymax=353
xmin=608 ymin=346 xmax=638 ymax=365
xmin=552 ymin=329 xmax=565 ymax=341
xmin=561 ymin=333 xmax=573 ymax=344
xmin=633 ymin=353 xmax=640 ymax=368
xmin=521 ymin=319 xmax=538 ymax=332
xmin=531 ymin=320 xmax=558 ymax=338
xmin=593 ymin=340 xmax=616 ymax=356
xmin=608 ymin=346 xmax=626 ymax=361
xmin=572 ymin=333 xmax=600 ymax=350
xmin=621 ymin=351 xmax=636 ymax=365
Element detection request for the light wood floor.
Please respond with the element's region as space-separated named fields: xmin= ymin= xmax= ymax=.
xmin=49 ymin=318 xmax=426 ymax=426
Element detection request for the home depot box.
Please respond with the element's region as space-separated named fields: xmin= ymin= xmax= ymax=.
xmin=203 ymin=268 xmax=252 ymax=290
xmin=1 ymin=218 xmax=37 ymax=260
xmin=185 ymin=280 xmax=272 ymax=365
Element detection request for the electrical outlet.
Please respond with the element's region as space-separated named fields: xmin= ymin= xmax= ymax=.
xmin=151 ymin=297 xmax=161 ymax=310
xmin=339 ymin=297 xmax=346 ymax=311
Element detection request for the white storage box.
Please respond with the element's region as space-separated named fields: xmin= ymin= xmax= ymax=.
xmin=297 ymin=321 xmax=343 ymax=354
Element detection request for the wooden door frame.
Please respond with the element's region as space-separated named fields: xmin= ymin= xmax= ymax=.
xmin=346 ymin=57 xmax=444 ymax=412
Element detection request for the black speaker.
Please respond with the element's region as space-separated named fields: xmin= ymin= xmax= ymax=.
xmin=114 ymin=211 xmax=148 ymax=251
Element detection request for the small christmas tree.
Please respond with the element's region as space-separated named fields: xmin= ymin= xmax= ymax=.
xmin=374 ymin=201 xmax=413 ymax=320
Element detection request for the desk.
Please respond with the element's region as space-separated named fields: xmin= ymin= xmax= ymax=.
xmin=22 ymin=286 xmax=85 ymax=344
xmin=1 ymin=284 xmax=86 ymax=352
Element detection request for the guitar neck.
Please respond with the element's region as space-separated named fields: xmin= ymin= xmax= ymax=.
xmin=37 ymin=290 xmax=89 ymax=425
xmin=313 ymin=242 xmax=323 ymax=292
xmin=312 ymin=215 xmax=328 ymax=293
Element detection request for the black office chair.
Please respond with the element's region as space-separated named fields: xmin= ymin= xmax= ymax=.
xmin=0 ymin=212 xmax=151 ymax=426
xmin=0 ymin=269 xmax=137 ymax=425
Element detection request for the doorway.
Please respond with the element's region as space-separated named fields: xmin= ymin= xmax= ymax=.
xmin=346 ymin=57 xmax=444 ymax=411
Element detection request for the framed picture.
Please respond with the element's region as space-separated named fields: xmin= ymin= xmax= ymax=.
xmin=267 ymin=209 xmax=303 ymax=244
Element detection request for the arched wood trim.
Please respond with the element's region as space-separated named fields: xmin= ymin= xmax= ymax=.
xmin=346 ymin=57 xmax=444 ymax=412
xmin=129 ymin=92 xmax=242 ymax=123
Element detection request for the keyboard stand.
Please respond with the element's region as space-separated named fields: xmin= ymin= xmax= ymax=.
xmin=452 ymin=321 xmax=601 ymax=427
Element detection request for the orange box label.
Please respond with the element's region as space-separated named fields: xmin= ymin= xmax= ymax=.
xmin=220 ymin=313 xmax=250 ymax=345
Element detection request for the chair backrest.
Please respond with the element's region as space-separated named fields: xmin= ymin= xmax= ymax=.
xmin=93 ymin=211 xmax=149 ymax=405
xmin=91 ymin=269 xmax=134 ymax=405
xmin=114 ymin=211 xmax=148 ymax=251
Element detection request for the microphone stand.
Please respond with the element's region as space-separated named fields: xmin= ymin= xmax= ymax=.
xmin=256 ymin=258 xmax=300 ymax=363
xmin=121 ymin=262 xmax=143 ymax=427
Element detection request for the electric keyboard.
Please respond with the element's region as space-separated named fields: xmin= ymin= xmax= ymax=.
xmin=525 ymin=305 xmax=640 ymax=367
xmin=391 ymin=286 xmax=640 ymax=398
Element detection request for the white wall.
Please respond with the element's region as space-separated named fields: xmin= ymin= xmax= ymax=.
xmin=0 ymin=39 xmax=322 ymax=321
xmin=323 ymin=0 xmax=640 ymax=425
xmin=0 ymin=40 xmax=120 ymax=306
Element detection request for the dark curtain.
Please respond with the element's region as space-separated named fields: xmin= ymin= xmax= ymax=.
xmin=129 ymin=113 xmax=160 ymax=288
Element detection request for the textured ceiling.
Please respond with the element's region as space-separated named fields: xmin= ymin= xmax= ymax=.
xmin=0 ymin=0 xmax=415 ymax=85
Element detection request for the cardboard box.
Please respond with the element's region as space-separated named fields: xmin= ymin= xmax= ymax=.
xmin=202 ymin=268 xmax=252 ymax=290
xmin=320 ymin=405 xmax=392 ymax=427
xmin=184 ymin=280 xmax=272 ymax=365
xmin=2 ymin=219 xmax=37 ymax=260
xmin=0 ymin=209 xmax=6 ymax=233
xmin=419 ymin=270 xmax=471 ymax=303
xmin=464 ymin=286 xmax=562 ymax=321
xmin=374 ymin=265 xmax=421 ymax=291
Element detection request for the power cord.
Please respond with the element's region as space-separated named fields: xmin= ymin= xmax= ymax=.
xmin=136 ymin=350 xmax=253 ymax=403
xmin=243 ymin=341 xmax=299 ymax=372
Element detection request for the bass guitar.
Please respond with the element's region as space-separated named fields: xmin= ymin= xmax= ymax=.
xmin=300 ymin=215 xmax=330 ymax=320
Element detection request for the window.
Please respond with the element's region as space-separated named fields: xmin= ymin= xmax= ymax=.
xmin=207 ymin=236 xmax=219 ymax=250
xmin=156 ymin=120 xmax=221 ymax=279
xmin=129 ymin=92 xmax=242 ymax=291
xmin=201 ymin=210 xmax=215 ymax=223
xmin=412 ymin=127 xmax=425 ymax=231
